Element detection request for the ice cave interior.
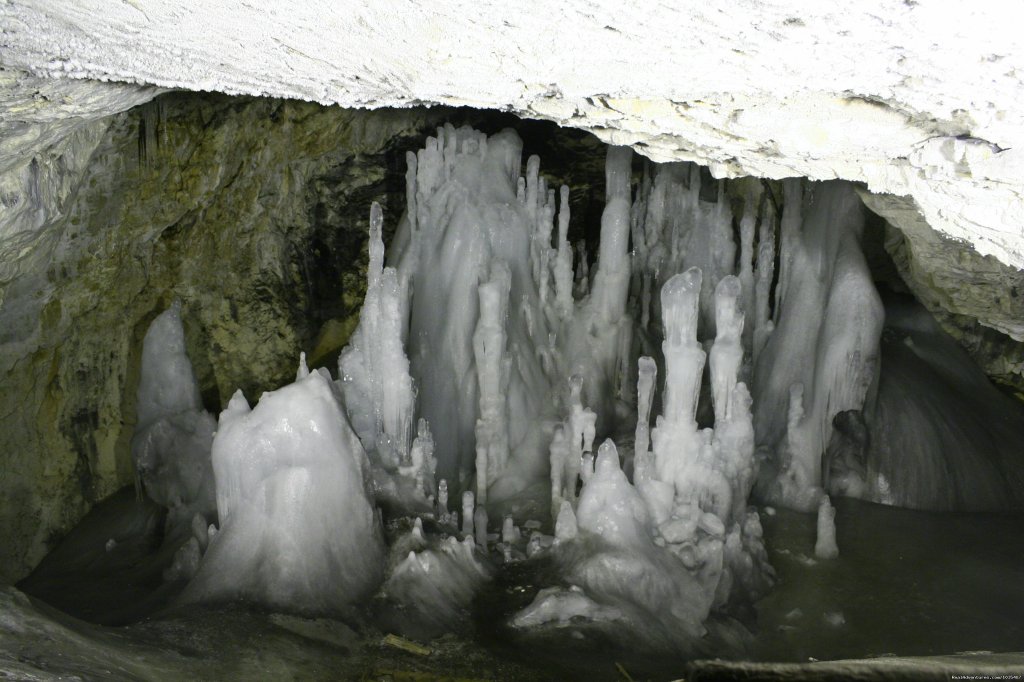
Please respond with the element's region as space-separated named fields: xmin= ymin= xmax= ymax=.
xmin=1 ymin=96 xmax=1022 ymax=681
xmin=3 ymin=11 xmax=1024 ymax=671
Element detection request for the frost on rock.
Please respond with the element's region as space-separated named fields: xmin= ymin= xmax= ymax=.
xmin=130 ymin=302 xmax=216 ymax=522
xmin=180 ymin=369 xmax=385 ymax=612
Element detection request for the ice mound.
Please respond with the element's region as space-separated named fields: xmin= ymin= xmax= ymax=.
xmin=130 ymin=302 xmax=216 ymax=520
xmin=180 ymin=368 xmax=385 ymax=612
xmin=374 ymin=518 xmax=490 ymax=638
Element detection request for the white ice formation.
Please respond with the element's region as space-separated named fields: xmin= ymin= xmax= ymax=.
xmin=815 ymin=495 xmax=839 ymax=560
xmin=339 ymin=202 xmax=436 ymax=514
xmin=180 ymin=367 xmax=385 ymax=612
xmin=160 ymin=122 xmax=1024 ymax=639
xmin=130 ymin=302 xmax=216 ymax=522
xmin=376 ymin=518 xmax=490 ymax=637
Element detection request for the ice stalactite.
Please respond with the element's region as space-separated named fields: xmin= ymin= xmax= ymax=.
xmin=181 ymin=367 xmax=385 ymax=612
xmin=630 ymin=164 xmax=737 ymax=341
xmin=752 ymin=197 xmax=776 ymax=365
xmin=130 ymin=302 xmax=216 ymax=525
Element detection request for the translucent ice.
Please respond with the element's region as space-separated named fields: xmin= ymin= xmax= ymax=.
xmin=830 ymin=294 xmax=1024 ymax=511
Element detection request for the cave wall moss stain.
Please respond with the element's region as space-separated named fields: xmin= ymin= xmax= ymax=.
xmin=0 ymin=93 xmax=448 ymax=582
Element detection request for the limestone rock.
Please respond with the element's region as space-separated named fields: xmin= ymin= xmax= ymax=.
xmin=3 ymin=1 xmax=1023 ymax=268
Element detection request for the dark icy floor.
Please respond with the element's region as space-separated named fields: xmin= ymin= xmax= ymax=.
xmin=7 ymin=491 xmax=1024 ymax=681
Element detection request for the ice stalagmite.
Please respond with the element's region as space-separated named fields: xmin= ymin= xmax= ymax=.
xmin=652 ymin=268 xmax=705 ymax=493
xmin=710 ymin=276 xmax=744 ymax=423
xmin=376 ymin=522 xmax=489 ymax=639
xmin=517 ymin=265 xmax=772 ymax=652
xmin=340 ymin=202 xmax=435 ymax=511
xmin=815 ymin=495 xmax=839 ymax=559
xmin=181 ymin=369 xmax=385 ymax=612
xmin=473 ymin=264 xmax=512 ymax=505
xmin=131 ymin=302 xmax=216 ymax=522
xmin=390 ymin=125 xmax=555 ymax=512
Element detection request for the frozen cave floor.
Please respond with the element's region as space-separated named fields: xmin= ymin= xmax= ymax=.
xmin=6 ymin=491 xmax=1024 ymax=681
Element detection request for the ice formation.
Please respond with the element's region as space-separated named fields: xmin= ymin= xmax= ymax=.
xmin=826 ymin=294 xmax=1024 ymax=511
xmin=375 ymin=518 xmax=490 ymax=638
xmin=814 ymin=495 xmax=839 ymax=560
xmin=153 ymin=122 xmax=1024 ymax=645
xmin=180 ymin=368 xmax=385 ymax=611
xmin=339 ymin=202 xmax=436 ymax=514
xmin=130 ymin=302 xmax=216 ymax=522
xmin=751 ymin=181 xmax=885 ymax=511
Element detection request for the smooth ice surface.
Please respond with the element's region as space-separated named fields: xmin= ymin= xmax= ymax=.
xmin=827 ymin=294 xmax=1024 ymax=511
xmin=752 ymin=181 xmax=884 ymax=510
xmin=130 ymin=302 xmax=216 ymax=518
xmin=182 ymin=370 xmax=384 ymax=612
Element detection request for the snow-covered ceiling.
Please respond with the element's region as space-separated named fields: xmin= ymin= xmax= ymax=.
xmin=1 ymin=0 xmax=1023 ymax=267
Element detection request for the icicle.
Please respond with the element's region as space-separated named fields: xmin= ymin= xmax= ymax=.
xmin=554 ymin=185 xmax=574 ymax=319
xmin=774 ymin=179 xmax=803 ymax=322
xmin=574 ymin=241 xmax=589 ymax=297
xmin=405 ymin=151 xmax=418 ymax=234
xmin=738 ymin=196 xmax=756 ymax=356
xmin=592 ymin=146 xmax=633 ymax=322
xmin=753 ymin=197 xmax=776 ymax=365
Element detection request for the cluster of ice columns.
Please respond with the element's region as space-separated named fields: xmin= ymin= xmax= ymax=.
xmin=132 ymin=123 xmax=903 ymax=641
